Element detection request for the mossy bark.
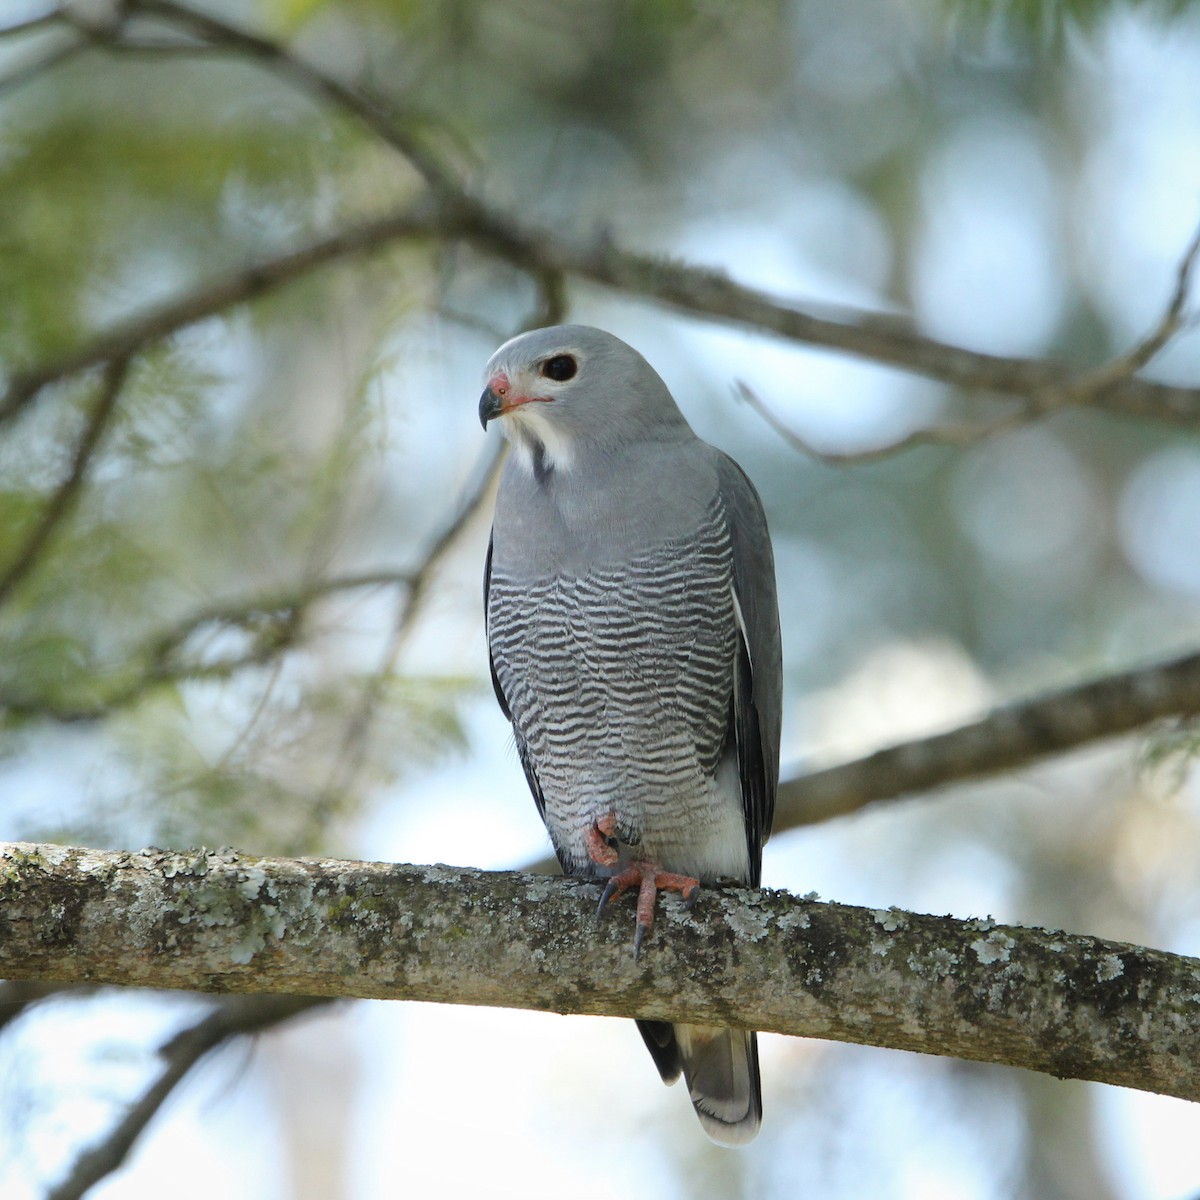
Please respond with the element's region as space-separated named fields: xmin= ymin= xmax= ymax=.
xmin=3 ymin=840 xmax=1199 ymax=1102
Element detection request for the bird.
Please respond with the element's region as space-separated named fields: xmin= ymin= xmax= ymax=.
xmin=479 ymin=324 xmax=781 ymax=1146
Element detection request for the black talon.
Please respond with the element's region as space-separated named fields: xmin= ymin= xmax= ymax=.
xmin=597 ymin=877 xmax=621 ymax=922
xmin=633 ymin=922 xmax=648 ymax=959
xmin=684 ymin=885 xmax=700 ymax=911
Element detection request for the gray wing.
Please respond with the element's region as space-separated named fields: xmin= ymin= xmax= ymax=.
xmin=715 ymin=453 xmax=782 ymax=887
xmin=484 ymin=533 xmax=552 ymax=835
xmin=636 ymin=453 xmax=778 ymax=1144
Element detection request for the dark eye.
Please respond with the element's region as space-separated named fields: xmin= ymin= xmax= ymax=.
xmin=540 ymin=354 xmax=577 ymax=382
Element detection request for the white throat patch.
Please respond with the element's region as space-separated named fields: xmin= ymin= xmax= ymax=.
xmin=502 ymin=405 xmax=575 ymax=477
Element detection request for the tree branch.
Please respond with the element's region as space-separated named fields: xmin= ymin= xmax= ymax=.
xmin=23 ymin=637 xmax=1200 ymax=1200
xmin=735 ymin=215 xmax=1200 ymax=467
xmin=0 ymin=202 xmax=447 ymax=427
xmin=3 ymin=841 xmax=1199 ymax=1105
xmin=114 ymin=1 xmax=1200 ymax=430
xmin=130 ymin=0 xmax=458 ymax=196
xmin=0 ymin=12 xmax=63 ymax=40
xmin=734 ymin=379 xmax=1041 ymax=465
xmin=6 ymin=196 xmax=1197 ymax=436
xmin=46 ymin=993 xmax=327 ymax=1200
xmin=0 ymin=32 xmax=88 ymax=98
xmin=0 ymin=567 xmax=425 ymax=725
xmin=777 ymin=649 xmax=1200 ymax=827
xmin=310 ymin=436 xmax=505 ymax=814
xmin=488 ymin=217 xmax=1195 ymax=408
xmin=0 ymin=357 xmax=131 ymax=611
xmin=14 ymin=633 xmax=1200 ymax=1187
xmin=1073 ymin=216 xmax=1200 ymax=395
xmin=126 ymin=5 xmax=1200 ymax=424
xmin=5 ymin=9 xmax=1196 ymax=442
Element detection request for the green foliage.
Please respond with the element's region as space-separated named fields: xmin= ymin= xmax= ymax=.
xmin=0 ymin=25 xmax=463 ymax=855
xmin=945 ymin=0 xmax=1199 ymax=45
xmin=1138 ymin=716 xmax=1200 ymax=789
xmin=32 ymin=670 xmax=472 ymax=854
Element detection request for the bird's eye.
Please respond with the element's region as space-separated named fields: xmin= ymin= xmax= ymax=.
xmin=540 ymin=355 xmax=578 ymax=382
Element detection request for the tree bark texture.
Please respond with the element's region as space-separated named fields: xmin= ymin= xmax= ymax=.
xmin=3 ymin=841 xmax=1199 ymax=1103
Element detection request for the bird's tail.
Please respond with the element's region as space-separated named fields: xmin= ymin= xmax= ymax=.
xmin=637 ymin=1020 xmax=762 ymax=1146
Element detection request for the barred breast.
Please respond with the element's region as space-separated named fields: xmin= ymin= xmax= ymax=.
xmin=487 ymin=496 xmax=747 ymax=881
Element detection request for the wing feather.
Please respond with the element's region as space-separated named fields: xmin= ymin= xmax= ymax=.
xmin=485 ymin=533 xmax=552 ymax=834
xmin=715 ymin=455 xmax=782 ymax=886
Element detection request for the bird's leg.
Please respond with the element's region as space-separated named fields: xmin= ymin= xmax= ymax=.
xmin=586 ymin=814 xmax=699 ymax=955
xmin=586 ymin=814 xmax=620 ymax=868
xmin=598 ymin=860 xmax=701 ymax=958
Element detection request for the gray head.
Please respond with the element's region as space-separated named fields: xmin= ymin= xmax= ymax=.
xmin=478 ymin=325 xmax=691 ymax=477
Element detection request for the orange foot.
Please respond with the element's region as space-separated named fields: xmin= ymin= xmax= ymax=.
xmin=585 ymin=814 xmax=620 ymax=869
xmin=598 ymin=859 xmax=700 ymax=959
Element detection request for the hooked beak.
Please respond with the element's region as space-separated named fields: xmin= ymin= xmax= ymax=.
xmin=478 ymin=374 xmax=552 ymax=429
xmin=478 ymin=384 xmax=504 ymax=429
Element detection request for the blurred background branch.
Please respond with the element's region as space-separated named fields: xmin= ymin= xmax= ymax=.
xmin=0 ymin=356 xmax=131 ymax=609
xmin=778 ymin=648 xmax=1200 ymax=827
xmin=0 ymin=203 xmax=447 ymax=426
xmin=46 ymin=994 xmax=328 ymax=1200
xmin=3 ymin=5 xmax=1199 ymax=435
xmin=5 ymin=183 xmax=1199 ymax=433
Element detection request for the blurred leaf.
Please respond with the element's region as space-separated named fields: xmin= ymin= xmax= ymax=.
xmin=264 ymin=0 xmax=336 ymax=30
xmin=1137 ymin=716 xmax=1200 ymax=790
xmin=940 ymin=0 xmax=1199 ymax=47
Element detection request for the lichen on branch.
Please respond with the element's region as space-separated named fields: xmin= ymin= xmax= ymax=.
xmin=3 ymin=840 xmax=1199 ymax=1104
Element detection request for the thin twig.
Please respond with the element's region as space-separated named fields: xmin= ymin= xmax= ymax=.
xmin=474 ymin=217 xmax=1200 ymax=423
xmin=46 ymin=995 xmax=328 ymax=1200
xmin=0 ymin=568 xmax=416 ymax=724
xmin=88 ymin=37 xmax=231 ymax=57
xmin=0 ymin=10 xmax=62 ymax=39
xmin=311 ymin=437 xmax=506 ymax=819
xmin=735 ymin=215 xmax=1200 ymax=464
xmin=1065 ymin=215 xmax=1200 ymax=398
xmin=132 ymin=0 xmax=457 ymax=195
xmin=0 ymin=357 xmax=131 ymax=611
xmin=144 ymin=568 xmax=416 ymax=663
xmin=0 ymin=202 xmax=445 ymax=428
xmin=734 ymin=380 xmax=1036 ymax=465
xmin=0 ymin=33 xmax=88 ymax=98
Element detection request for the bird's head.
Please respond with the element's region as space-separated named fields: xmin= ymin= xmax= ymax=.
xmin=479 ymin=325 xmax=690 ymax=477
